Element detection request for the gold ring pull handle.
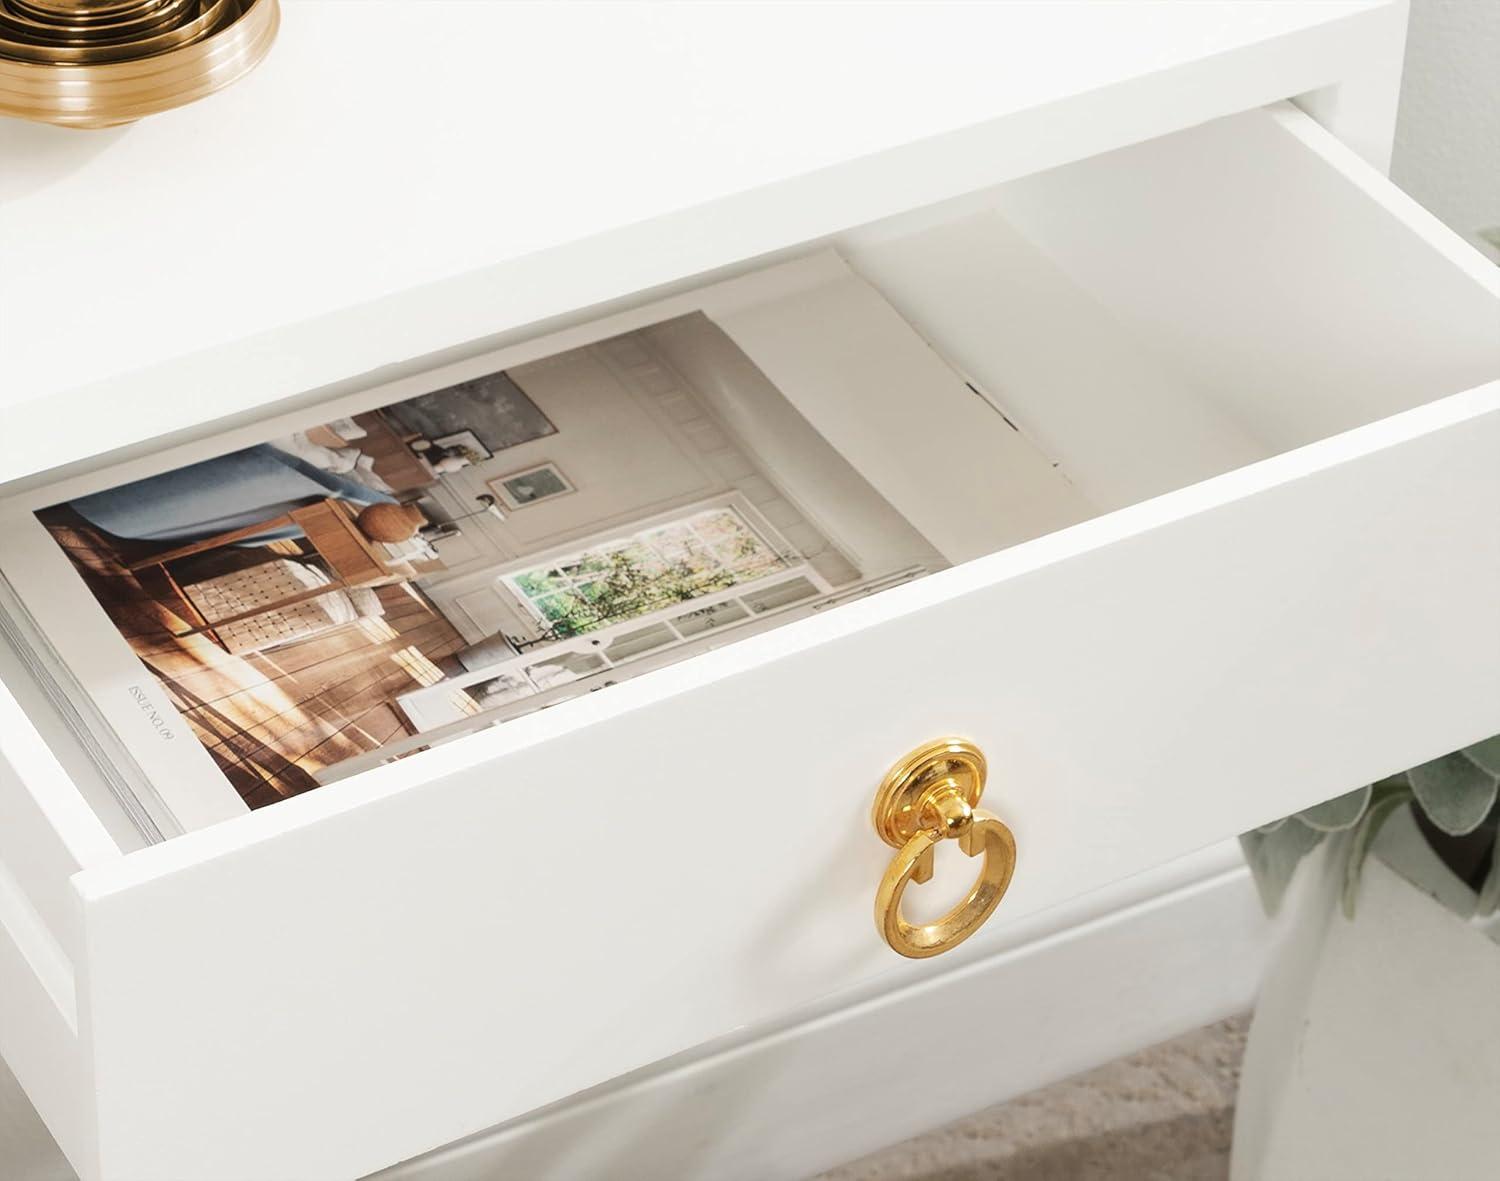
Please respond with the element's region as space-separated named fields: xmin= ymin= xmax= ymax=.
xmin=872 ymin=739 xmax=1016 ymax=959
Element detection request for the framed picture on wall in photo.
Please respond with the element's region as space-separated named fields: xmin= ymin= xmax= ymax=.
xmin=489 ymin=461 xmax=575 ymax=509
xmin=383 ymin=370 xmax=556 ymax=452
xmin=431 ymin=430 xmax=493 ymax=462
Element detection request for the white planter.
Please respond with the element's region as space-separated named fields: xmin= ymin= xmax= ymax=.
xmin=1232 ymin=809 xmax=1500 ymax=1180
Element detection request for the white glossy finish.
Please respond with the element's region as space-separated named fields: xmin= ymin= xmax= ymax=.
xmin=0 ymin=1 xmax=1408 ymax=485
xmin=62 ymin=380 xmax=1500 ymax=1180
xmin=0 ymin=679 xmax=113 ymax=1177
xmin=0 ymin=844 xmax=1268 ymax=1181
xmin=377 ymin=845 xmax=1268 ymax=1181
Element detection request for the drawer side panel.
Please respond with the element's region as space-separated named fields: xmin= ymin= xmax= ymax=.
xmin=0 ymin=682 xmax=106 ymax=1180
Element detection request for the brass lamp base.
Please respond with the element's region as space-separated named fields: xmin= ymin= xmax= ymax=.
xmin=0 ymin=0 xmax=279 ymax=129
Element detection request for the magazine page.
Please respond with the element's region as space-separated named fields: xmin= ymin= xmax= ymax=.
xmin=0 ymin=313 xmax=950 ymax=838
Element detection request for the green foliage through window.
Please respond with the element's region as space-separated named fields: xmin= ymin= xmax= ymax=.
xmin=503 ymin=507 xmax=788 ymax=638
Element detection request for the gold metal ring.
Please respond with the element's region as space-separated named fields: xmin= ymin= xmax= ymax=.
xmin=0 ymin=0 xmax=278 ymax=128
xmin=871 ymin=738 xmax=1017 ymax=958
xmin=875 ymin=813 xmax=1016 ymax=958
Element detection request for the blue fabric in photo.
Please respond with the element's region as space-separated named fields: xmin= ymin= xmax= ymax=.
xmin=68 ymin=444 xmax=396 ymax=544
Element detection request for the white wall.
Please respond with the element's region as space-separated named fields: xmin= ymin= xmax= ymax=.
xmin=1391 ymin=0 xmax=1500 ymax=264
xmin=643 ymin=316 xmax=946 ymax=580
xmin=422 ymin=344 xmax=717 ymax=573
xmin=416 ymin=327 xmax=916 ymax=645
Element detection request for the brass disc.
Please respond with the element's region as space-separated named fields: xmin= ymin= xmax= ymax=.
xmin=0 ymin=0 xmax=278 ymax=128
xmin=870 ymin=737 xmax=988 ymax=849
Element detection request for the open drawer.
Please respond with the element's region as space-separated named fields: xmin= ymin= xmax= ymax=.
xmin=2 ymin=102 xmax=1497 ymax=1180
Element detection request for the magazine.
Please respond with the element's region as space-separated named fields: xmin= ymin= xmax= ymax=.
xmin=0 ymin=314 xmax=948 ymax=840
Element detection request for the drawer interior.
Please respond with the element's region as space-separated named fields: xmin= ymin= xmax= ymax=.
xmin=839 ymin=103 xmax=1499 ymax=528
xmin=0 ymin=103 xmax=1497 ymax=850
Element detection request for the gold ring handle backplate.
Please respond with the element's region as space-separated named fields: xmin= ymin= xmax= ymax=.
xmin=872 ymin=738 xmax=1016 ymax=959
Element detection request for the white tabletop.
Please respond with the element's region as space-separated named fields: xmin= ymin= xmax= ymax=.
xmin=0 ymin=0 xmax=1395 ymax=477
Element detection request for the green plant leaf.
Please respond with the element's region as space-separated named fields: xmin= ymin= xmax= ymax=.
xmin=1342 ymin=784 xmax=1413 ymax=918
xmin=1463 ymin=735 xmax=1500 ymax=778
xmin=1240 ymin=819 xmax=1326 ymax=916
xmin=1296 ymin=784 xmax=1373 ymax=833
xmin=1407 ymin=752 xmax=1499 ymax=836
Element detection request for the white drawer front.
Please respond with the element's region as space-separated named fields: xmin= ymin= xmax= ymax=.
xmin=371 ymin=844 xmax=1268 ymax=1181
xmin=65 ymin=377 xmax=1500 ymax=1180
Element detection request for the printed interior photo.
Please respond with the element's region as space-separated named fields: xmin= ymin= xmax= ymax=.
xmin=24 ymin=314 xmax=951 ymax=816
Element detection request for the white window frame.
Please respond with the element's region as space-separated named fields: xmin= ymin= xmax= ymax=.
xmin=495 ymin=492 xmax=820 ymax=637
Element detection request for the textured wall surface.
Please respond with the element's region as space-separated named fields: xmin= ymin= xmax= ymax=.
xmin=1391 ymin=0 xmax=1500 ymax=263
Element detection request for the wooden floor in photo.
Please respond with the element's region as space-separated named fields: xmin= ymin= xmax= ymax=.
xmin=36 ymin=507 xmax=463 ymax=809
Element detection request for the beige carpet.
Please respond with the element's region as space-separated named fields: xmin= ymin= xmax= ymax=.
xmin=1 ymin=1017 xmax=1249 ymax=1180
xmin=818 ymin=1017 xmax=1248 ymax=1181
